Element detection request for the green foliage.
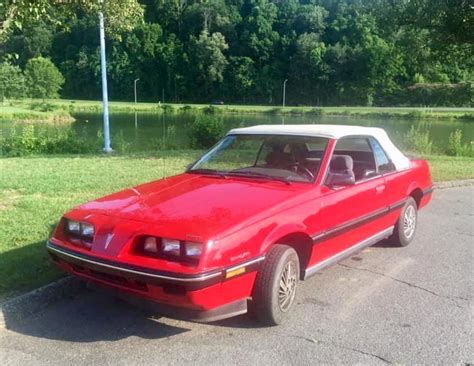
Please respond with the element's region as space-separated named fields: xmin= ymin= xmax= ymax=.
xmin=189 ymin=115 xmax=224 ymax=149
xmin=29 ymin=101 xmax=57 ymax=112
xmin=0 ymin=62 xmax=26 ymax=101
xmin=190 ymin=30 xmax=229 ymax=93
xmin=160 ymin=104 xmax=175 ymax=113
xmin=399 ymin=83 xmax=473 ymax=107
xmin=307 ymin=108 xmax=325 ymax=116
xmin=447 ymin=129 xmax=473 ymax=157
xmin=404 ymin=125 xmax=433 ymax=155
xmin=3 ymin=24 xmax=53 ymax=67
xmin=1 ymin=125 xmax=98 ymax=156
xmin=202 ymin=105 xmax=221 ymax=115
xmin=111 ymin=130 xmax=131 ymax=153
xmin=24 ymin=57 xmax=64 ymax=99
xmin=1 ymin=0 xmax=144 ymax=40
xmin=1 ymin=1 xmax=473 ymax=106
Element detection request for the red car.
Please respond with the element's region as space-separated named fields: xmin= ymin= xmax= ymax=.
xmin=47 ymin=125 xmax=433 ymax=325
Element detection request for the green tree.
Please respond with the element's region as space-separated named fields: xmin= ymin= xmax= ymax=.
xmin=291 ymin=33 xmax=328 ymax=104
xmin=240 ymin=0 xmax=279 ymax=65
xmin=0 ymin=62 xmax=26 ymax=102
xmin=2 ymin=0 xmax=472 ymax=106
xmin=4 ymin=24 xmax=53 ymax=67
xmin=226 ymin=56 xmax=255 ymax=102
xmin=24 ymin=57 xmax=64 ymax=99
xmin=1 ymin=0 xmax=143 ymax=40
xmin=190 ymin=30 xmax=228 ymax=95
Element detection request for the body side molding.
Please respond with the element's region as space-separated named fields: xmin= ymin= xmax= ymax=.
xmin=304 ymin=226 xmax=394 ymax=280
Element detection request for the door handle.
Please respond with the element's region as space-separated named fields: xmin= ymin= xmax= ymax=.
xmin=375 ymin=184 xmax=385 ymax=193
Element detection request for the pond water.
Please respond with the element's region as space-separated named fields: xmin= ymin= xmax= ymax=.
xmin=2 ymin=112 xmax=473 ymax=153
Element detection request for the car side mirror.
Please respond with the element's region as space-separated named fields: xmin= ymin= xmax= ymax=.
xmin=326 ymin=172 xmax=355 ymax=188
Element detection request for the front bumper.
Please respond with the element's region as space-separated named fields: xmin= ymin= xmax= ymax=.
xmin=47 ymin=241 xmax=263 ymax=320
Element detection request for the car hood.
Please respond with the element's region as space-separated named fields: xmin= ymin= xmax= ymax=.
xmin=77 ymin=173 xmax=307 ymax=240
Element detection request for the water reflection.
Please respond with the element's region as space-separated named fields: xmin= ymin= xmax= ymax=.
xmin=1 ymin=112 xmax=473 ymax=153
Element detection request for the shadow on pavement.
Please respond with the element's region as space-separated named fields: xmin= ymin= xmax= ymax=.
xmin=4 ymin=288 xmax=190 ymax=342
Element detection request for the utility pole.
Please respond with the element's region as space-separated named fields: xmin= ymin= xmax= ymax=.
xmin=283 ymin=79 xmax=288 ymax=108
xmin=134 ymin=78 xmax=140 ymax=104
xmin=99 ymin=2 xmax=111 ymax=153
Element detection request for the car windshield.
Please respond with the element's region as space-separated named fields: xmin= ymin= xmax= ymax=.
xmin=188 ymin=134 xmax=329 ymax=183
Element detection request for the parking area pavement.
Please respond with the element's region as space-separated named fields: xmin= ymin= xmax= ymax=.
xmin=0 ymin=187 xmax=472 ymax=365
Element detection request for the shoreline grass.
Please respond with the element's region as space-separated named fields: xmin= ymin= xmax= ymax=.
xmin=0 ymin=151 xmax=473 ymax=299
xmin=0 ymin=105 xmax=75 ymax=123
xmin=2 ymin=98 xmax=473 ymax=121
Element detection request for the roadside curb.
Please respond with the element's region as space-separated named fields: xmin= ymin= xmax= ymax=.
xmin=0 ymin=276 xmax=86 ymax=330
xmin=433 ymin=179 xmax=474 ymax=189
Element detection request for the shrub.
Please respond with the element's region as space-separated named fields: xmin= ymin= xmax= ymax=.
xmin=289 ymin=108 xmax=303 ymax=115
xmin=404 ymin=125 xmax=433 ymax=155
xmin=24 ymin=57 xmax=64 ymax=99
xmin=180 ymin=105 xmax=193 ymax=113
xmin=111 ymin=130 xmax=131 ymax=153
xmin=447 ymin=129 xmax=473 ymax=157
xmin=395 ymin=82 xmax=472 ymax=107
xmin=265 ymin=107 xmax=282 ymax=115
xmin=202 ymin=105 xmax=221 ymax=115
xmin=1 ymin=125 xmax=98 ymax=156
xmin=161 ymin=104 xmax=174 ymax=113
xmin=29 ymin=101 xmax=57 ymax=112
xmin=189 ymin=115 xmax=224 ymax=149
xmin=307 ymin=108 xmax=325 ymax=116
xmin=0 ymin=62 xmax=26 ymax=102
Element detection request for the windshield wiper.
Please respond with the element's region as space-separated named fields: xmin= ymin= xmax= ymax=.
xmin=226 ymin=171 xmax=292 ymax=185
xmin=188 ymin=168 xmax=228 ymax=179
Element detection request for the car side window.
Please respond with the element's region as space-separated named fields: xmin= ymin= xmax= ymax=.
xmin=369 ymin=138 xmax=395 ymax=174
xmin=333 ymin=137 xmax=377 ymax=182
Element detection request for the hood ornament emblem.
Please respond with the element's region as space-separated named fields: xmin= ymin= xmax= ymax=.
xmin=104 ymin=233 xmax=114 ymax=249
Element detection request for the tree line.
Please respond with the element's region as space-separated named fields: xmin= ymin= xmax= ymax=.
xmin=1 ymin=0 xmax=473 ymax=106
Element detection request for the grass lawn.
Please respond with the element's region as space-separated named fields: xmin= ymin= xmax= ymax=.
xmin=2 ymin=98 xmax=473 ymax=120
xmin=0 ymin=152 xmax=473 ymax=299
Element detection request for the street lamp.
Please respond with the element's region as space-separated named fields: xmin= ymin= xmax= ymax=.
xmin=282 ymin=79 xmax=288 ymax=108
xmin=98 ymin=1 xmax=111 ymax=153
xmin=134 ymin=78 xmax=140 ymax=104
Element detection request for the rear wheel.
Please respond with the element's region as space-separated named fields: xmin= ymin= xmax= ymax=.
xmin=251 ymin=244 xmax=299 ymax=325
xmin=391 ymin=197 xmax=418 ymax=247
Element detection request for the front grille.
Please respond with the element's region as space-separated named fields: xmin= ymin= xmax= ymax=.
xmin=66 ymin=261 xmax=149 ymax=292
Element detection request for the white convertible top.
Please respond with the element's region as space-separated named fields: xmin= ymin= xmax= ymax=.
xmin=228 ymin=124 xmax=410 ymax=170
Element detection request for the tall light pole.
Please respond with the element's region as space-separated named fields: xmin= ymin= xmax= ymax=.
xmin=282 ymin=79 xmax=288 ymax=108
xmin=99 ymin=1 xmax=111 ymax=153
xmin=134 ymin=78 xmax=140 ymax=104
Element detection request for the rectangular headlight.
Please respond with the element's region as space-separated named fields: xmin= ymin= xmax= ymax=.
xmin=161 ymin=238 xmax=181 ymax=256
xmin=67 ymin=220 xmax=81 ymax=234
xmin=184 ymin=241 xmax=202 ymax=258
xmin=81 ymin=223 xmax=94 ymax=237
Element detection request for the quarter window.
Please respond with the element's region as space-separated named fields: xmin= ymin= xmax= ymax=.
xmin=370 ymin=138 xmax=394 ymax=174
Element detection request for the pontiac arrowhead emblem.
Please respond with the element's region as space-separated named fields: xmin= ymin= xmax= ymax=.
xmin=104 ymin=233 xmax=114 ymax=249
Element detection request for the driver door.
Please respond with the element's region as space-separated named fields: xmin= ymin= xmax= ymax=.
xmin=310 ymin=136 xmax=392 ymax=265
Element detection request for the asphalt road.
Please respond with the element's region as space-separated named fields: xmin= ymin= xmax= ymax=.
xmin=0 ymin=187 xmax=472 ymax=365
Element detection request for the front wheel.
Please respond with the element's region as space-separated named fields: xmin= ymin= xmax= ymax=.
xmin=251 ymin=244 xmax=300 ymax=326
xmin=391 ymin=197 xmax=418 ymax=247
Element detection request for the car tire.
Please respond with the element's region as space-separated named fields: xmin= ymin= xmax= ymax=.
xmin=251 ymin=244 xmax=300 ymax=326
xmin=391 ymin=197 xmax=418 ymax=247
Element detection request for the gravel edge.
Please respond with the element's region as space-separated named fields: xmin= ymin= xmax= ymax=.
xmin=0 ymin=179 xmax=472 ymax=329
xmin=433 ymin=178 xmax=474 ymax=189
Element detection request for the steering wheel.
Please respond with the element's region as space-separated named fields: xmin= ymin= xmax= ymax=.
xmin=288 ymin=162 xmax=315 ymax=180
